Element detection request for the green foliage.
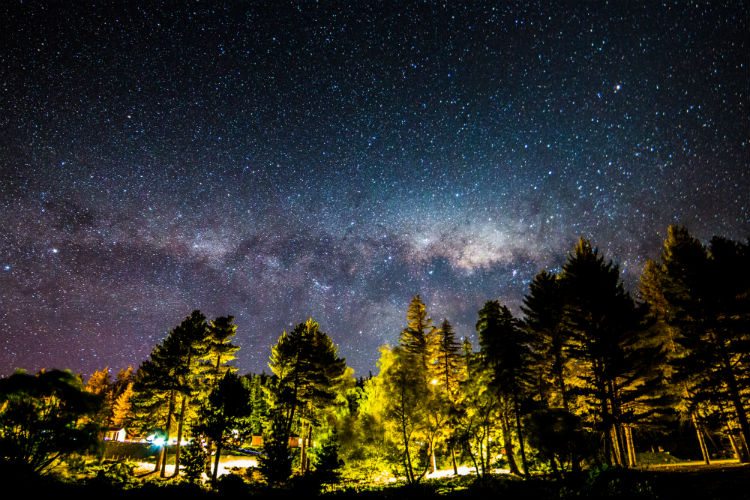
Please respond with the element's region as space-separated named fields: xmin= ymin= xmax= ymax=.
xmin=0 ymin=369 xmax=102 ymax=474
xmin=267 ymin=318 xmax=349 ymax=474
xmin=310 ymin=429 xmax=344 ymax=488
xmin=192 ymin=371 xmax=253 ymax=483
xmin=259 ymin=415 xmax=293 ymax=485
xmin=180 ymin=440 xmax=207 ymax=483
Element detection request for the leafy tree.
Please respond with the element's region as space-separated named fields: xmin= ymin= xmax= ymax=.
xmin=369 ymin=344 xmax=429 ymax=483
xmin=455 ymin=345 xmax=499 ymax=477
xmin=193 ymin=372 xmax=253 ymax=484
xmin=0 ymin=369 xmax=101 ymax=474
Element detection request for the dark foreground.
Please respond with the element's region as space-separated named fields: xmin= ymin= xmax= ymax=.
xmin=7 ymin=463 xmax=749 ymax=500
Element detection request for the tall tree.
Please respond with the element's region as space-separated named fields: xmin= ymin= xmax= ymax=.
xmin=267 ymin=318 xmax=348 ymax=474
xmin=477 ymin=301 xmax=529 ymax=476
xmin=641 ymin=227 xmax=750 ymax=462
xmin=522 ymin=271 xmax=570 ymax=410
xmin=193 ymin=372 xmax=253 ymax=485
xmin=132 ymin=310 xmax=209 ymax=477
xmin=434 ymin=319 xmax=464 ymax=474
xmin=398 ymin=295 xmax=442 ymax=472
xmin=560 ymin=238 xmax=664 ymax=467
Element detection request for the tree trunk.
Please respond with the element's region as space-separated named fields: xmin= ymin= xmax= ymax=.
xmin=173 ymin=394 xmax=188 ymax=477
xmin=501 ymin=411 xmax=520 ymax=475
xmin=450 ymin=441 xmax=458 ymax=475
xmin=610 ymin=425 xmax=624 ymax=467
xmin=211 ymin=439 xmax=222 ymax=485
xmin=160 ymin=389 xmax=176 ymax=478
xmin=716 ymin=340 xmax=750 ymax=462
xmin=514 ymin=397 xmax=529 ymax=478
xmin=626 ymin=426 xmax=637 ymax=467
xmin=299 ymin=421 xmax=308 ymax=474
xmin=691 ymin=412 xmax=710 ymax=465
xmin=400 ymin=413 xmax=414 ymax=483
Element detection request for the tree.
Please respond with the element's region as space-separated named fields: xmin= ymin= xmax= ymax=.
xmin=397 ymin=295 xmax=443 ymax=473
xmin=641 ymin=227 xmax=750 ymax=462
xmin=0 ymin=370 xmax=101 ymax=475
xmin=112 ymin=381 xmax=134 ymax=428
xmin=560 ymin=238 xmax=665 ymax=467
xmin=522 ymin=271 xmax=570 ymax=410
xmin=193 ymin=372 xmax=253 ymax=485
xmin=259 ymin=414 xmax=293 ymax=485
xmin=434 ymin=319 xmax=465 ymax=474
xmin=200 ymin=316 xmax=240 ymax=389
xmin=477 ymin=301 xmax=529 ymax=476
xmin=267 ymin=318 xmax=348 ymax=474
xmin=132 ymin=310 xmax=209 ymax=477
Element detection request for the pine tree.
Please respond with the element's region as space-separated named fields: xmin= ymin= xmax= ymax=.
xmin=267 ymin=318 xmax=348 ymax=474
xmin=522 ymin=271 xmax=570 ymax=410
xmin=399 ymin=295 xmax=438 ymax=380
xmin=434 ymin=319 xmax=464 ymax=474
xmin=560 ymin=238 xmax=663 ymax=467
xmin=642 ymin=227 xmax=750 ymax=462
xmin=112 ymin=382 xmax=134 ymax=428
xmin=132 ymin=311 xmax=210 ymax=477
xmin=201 ymin=316 xmax=240 ymax=389
xmin=477 ymin=301 xmax=529 ymax=476
xmin=85 ymin=367 xmax=114 ymax=427
xmin=193 ymin=372 xmax=253 ymax=484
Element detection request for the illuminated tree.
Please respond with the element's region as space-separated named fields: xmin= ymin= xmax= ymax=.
xmin=477 ymin=300 xmax=528 ymax=475
xmin=200 ymin=315 xmax=240 ymax=389
xmin=267 ymin=318 xmax=348 ymax=474
xmin=85 ymin=367 xmax=114 ymax=427
xmin=133 ymin=310 xmax=209 ymax=477
xmin=434 ymin=319 xmax=465 ymax=474
xmin=641 ymin=227 xmax=750 ymax=462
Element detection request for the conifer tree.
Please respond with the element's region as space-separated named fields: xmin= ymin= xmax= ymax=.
xmin=267 ymin=318 xmax=348 ymax=474
xmin=522 ymin=271 xmax=569 ymax=410
xmin=434 ymin=319 xmax=464 ymax=474
xmin=477 ymin=301 xmax=528 ymax=475
xmin=641 ymin=227 xmax=750 ymax=462
xmin=193 ymin=372 xmax=253 ymax=484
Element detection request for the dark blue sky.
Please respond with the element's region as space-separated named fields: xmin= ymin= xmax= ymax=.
xmin=1 ymin=1 xmax=747 ymax=377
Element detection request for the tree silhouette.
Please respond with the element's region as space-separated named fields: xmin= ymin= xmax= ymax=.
xmin=0 ymin=370 xmax=101 ymax=474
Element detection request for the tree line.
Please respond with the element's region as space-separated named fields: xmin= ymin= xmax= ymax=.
xmin=1 ymin=225 xmax=748 ymax=486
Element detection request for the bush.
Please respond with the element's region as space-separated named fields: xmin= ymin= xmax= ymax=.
xmin=216 ymin=473 xmax=248 ymax=495
xmin=181 ymin=441 xmax=208 ymax=483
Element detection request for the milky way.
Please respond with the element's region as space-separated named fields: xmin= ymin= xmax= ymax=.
xmin=1 ymin=2 xmax=748 ymax=377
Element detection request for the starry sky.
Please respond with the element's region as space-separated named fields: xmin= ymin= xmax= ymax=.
xmin=1 ymin=1 xmax=748 ymax=378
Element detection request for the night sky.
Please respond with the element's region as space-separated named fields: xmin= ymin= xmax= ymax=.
xmin=1 ymin=2 xmax=748 ymax=378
